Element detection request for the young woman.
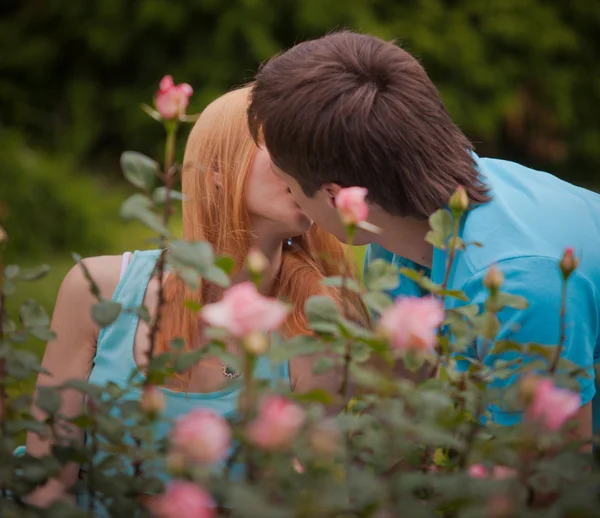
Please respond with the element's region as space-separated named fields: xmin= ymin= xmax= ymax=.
xmin=25 ymin=86 xmax=370 ymax=507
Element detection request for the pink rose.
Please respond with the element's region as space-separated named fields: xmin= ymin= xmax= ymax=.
xmin=170 ymin=409 xmax=231 ymax=465
xmin=525 ymin=378 xmax=580 ymax=431
xmin=246 ymin=395 xmax=305 ymax=451
xmin=152 ymin=481 xmax=214 ymax=518
xmin=335 ymin=187 xmax=369 ymax=226
xmin=200 ymin=281 xmax=289 ymax=338
xmin=155 ymin=75 xmax=193 ymax=120
xmin=378 ymin=297 xmax=445 ymax=354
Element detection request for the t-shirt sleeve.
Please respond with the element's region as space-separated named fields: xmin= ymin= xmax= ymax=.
xmin=460 ymin=256 xmax=598 ymax=425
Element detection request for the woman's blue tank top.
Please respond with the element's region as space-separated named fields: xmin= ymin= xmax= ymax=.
xmin=81 ymin=250 xmax=291 ymax=512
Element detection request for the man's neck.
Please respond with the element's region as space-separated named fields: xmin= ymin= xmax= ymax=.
xmin=370 ymin=211 xmax=434 ymax=269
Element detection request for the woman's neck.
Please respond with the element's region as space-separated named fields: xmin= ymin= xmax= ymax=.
xmin=232 ymin=235 xmax=284 ymax=295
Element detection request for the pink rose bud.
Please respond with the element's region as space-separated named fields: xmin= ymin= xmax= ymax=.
xmin=335 ymin=187 xmax=369 ymax=226
xmin=468 ymin=463 xmax=489 ymax=478
xmin=243 ymin=330 xmax=269 ymax=355
xmin=166 ymin=452 xmax=187 ymax=477
xmin=525 ymin=378 xmax=580 ymax=431
xmin=483 ymin=265 xmax=504 ymax=291
xmin=559 ymin=247 xmax=579 ymax=279
xmin=245 ymin=247 xmax=269 ymax=275
xmin=492 ymin=466 xmax=516 ymax=480
xmin=140 ymin=385 xmax=166 ymax=417
xmin=200 ymin=281 xmax=289 ymax=338
xmin=170 ymin=409 xmax=231 ymax=465
xmin=379 ymin=297 xmax=445 ymax=355
xmin=309 ymin=419 xmax=343 ymax=456
xmin=448 ymin=185 xmax=469 ymax=213
xmin=154 ymin=75 xmax=193 ymax=120
xmin=468 ymin=464 xmax=516 ymax=480
xmin=152 ymin=481 xmax=215 ymax=518
xmin=246 ymin=395 xmax=306 ymax=451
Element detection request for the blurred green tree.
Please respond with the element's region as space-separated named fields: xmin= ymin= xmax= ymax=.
xmin=1 ymin=0 xmax=599 ymax=183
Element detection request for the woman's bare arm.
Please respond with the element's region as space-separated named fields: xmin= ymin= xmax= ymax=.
xmin=26 ymin=255 xmax=122 ymax=507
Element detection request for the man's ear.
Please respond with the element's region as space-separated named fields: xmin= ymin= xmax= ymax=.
xmin=321 ymin=183 xmax=343 ymax=209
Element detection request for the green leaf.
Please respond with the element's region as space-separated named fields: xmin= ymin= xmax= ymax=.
xmin=203 ymin=265 xmax=230 ymax=287
xmin=403 ymin=351 xmax=426 ymax=372
xmin=152 ymin=186 xmax=184 ymax=204
xmin=63 ymin=379 xmax=103 ymax=399
xmin=306 ymin=295 xmax=340 ymax=334
xmin=472 ymin=313 xmax=500 ymax=341
xmin=496 ymin=292 xmax=529 ymax=310
xmin=29 ymin=327 xmax=57 ymax=341
xmin=361 ymin=291 xmax=393 ymax=313
xmin=91 ymin=300 xmax=122 ymax=327
xmin=313 ymin=356 xmax=337 ymax=374
xmin=174 ymin=349 xmax=206 ymax=373
xmin=20 ymin=264 xmax=51 ymax=281
xmin=120 ymin=151 xmax=159 ymax=191
xmin=527 ymin=343 xmax=555 ymax=361
xmin=184 ymin=299 xmax=202 ymax=312
xmin=364 ymin=259 xmax=400 ymax=291
xmin=170 ymin=240 xmax=214 ymax=272
xmin=135 ymin=305 xmax=151 ymax=322
xmin=321 ymin=276 xmax=362 ymax=292
xmin=451 ymin=304 xmax=479 ymax=318
xmin=437 ymin=288 xmax=469 ymax=302
xmin=215 ymin=255 xmax=235 ymax=275
xmin=177 ymin=266 xmax=199 ymax=290
xmin=120 ymin=193 xmax=168 ymax=235
xmin=5 ymin=264 xmax=20 ymax=279
xmin=36 ymin=386 xmax=62 ymax=415
xmin=306 ymin=295 xmax=339 ymax=321
xmin=291 ymin=388 xmax=334 ymax=404
xmin=428 ymin=209 xmax=454 ymax=240
xmin=170 ymin=337 xmax=186 ymax=350
xmin=425 ymin=230 xmax=447 ymax=250
xmin=270 ymin=335 xmax=323 ymax=363
xmin=490 ymin=340 xmax=523 ymax=355
xmin=19 ymin=299 xmax=50 ymax=328
xmin=2 ymin=279 xmax=16 ymax=296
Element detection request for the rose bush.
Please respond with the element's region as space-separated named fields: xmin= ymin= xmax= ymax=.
xmin=0 ymin=76 xmax=598 ymax=518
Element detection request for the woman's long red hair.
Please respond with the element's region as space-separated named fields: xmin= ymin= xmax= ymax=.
xmin=157 ymin=87 xmax=370 ymax=371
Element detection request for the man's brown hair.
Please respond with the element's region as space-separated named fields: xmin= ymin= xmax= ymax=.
xmin=248 ymin=31 xmax=490 ymax=218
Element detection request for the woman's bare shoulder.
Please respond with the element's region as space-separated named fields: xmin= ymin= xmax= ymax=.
xmin=58 ymin=255 xmax=125 ymax=307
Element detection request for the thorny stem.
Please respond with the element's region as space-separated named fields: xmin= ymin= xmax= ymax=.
xmin=140 ymin=122 xmax=177 ymax=487
xmin=339 ymin=227 xmax=355 ymax=397
xmin=146 ymin=123 xmax=177 ymax=372
xmin=87 ymin=416 xmax=98 ymax=515
xmin=428 ymin=213 xmax=461 ymax=379
xmin=549 ymin=280 xmax=568 ymax=374
xmin=457 ymin=392 xmax=484 ymax=470
xmin=241 ymin=351 xmax=255 ymax=482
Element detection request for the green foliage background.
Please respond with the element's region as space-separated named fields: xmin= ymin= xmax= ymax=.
xmin=1 ymin=0 xmax=599 ymax=339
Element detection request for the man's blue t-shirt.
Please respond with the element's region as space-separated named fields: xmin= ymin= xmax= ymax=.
xmin=365 ymin=154 xmax=600 ymax=432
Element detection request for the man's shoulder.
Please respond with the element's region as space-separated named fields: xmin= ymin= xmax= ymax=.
xmin=463 ymin=157 xmax=600 ymax=278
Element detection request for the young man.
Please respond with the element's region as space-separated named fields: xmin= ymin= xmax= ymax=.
xmin=247 ymin=31 xmax=600 ymax=437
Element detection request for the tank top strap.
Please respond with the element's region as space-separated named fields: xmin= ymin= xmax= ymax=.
xmin=94 ymin=250 xmax=162 ymax=379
